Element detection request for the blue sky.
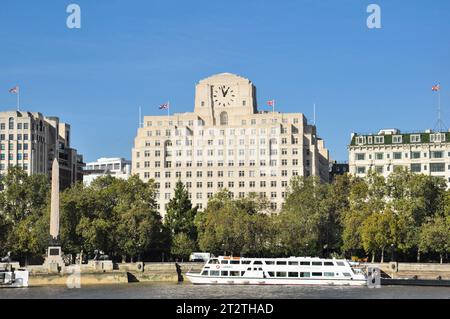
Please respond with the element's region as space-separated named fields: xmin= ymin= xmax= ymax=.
xmin=0 ymin=0 xmax=449 ymax=162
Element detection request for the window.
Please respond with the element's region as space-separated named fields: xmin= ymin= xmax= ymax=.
xmin=324 ymin=262 xmax=334 ymax=266
xmin=431 ymin=151 xmax=444 ymax=159
xmin=374 ymin=136 xmax=384 ymax=144
xmin=220 ymin=112 xmax=228 ymax=126
xmin=276 ymin=261 xmax=287 ymax=265
xmin=300 ymin=261 xmax=310 ymax=266
xmin=375 ymin=153 xmax=384 ymax=160
xmin=411 ymin=152 xmax=420 ymax=159
xmin=324 ymin=272 xmax=335 ymax=277
xmin=288 ymin=261 xmax=298 ymax=266
xmin=393 ymin=152 xmax=402 ymax=160
xmin=356 ymin=153 xmax=365 ymax=161
xmin=312 ymin=272 xmax=322 ymax=277
xmin=392 ymin=135 xmax=403 ymax=144
xmin=356 ymin=166 xmax=366 ymax=174
xmin=411 ymin=135 xmax=421 ymax=143
xmin=336 ymin=262 xmax=345 ymax=266
xmin=430 ymin=163 xmax=445 ymax=172
xmin=375 ymin=166 xmax=383 ymax=174
xmin=288 ymin=272 xmax=299 ymax=278
xmin=410 ymin=164 xmax=421 ymax=173
xmin=230 ymin=271 xmax=240 ymax=277
xmin=8 ymin=118 xmax=14 ymax=130
xmin=276 ymin=272 xmax=287 ymax=277
xmin=220 ymin=271 xmax=228 ymax=276
xmin=312 ymin=262 xmax=322 ymax=266
xmin=430 ymin=133 xmax=446 ymax=143
xmin=210 ymin=271 xmax=219 ymax=276
xmin=355 ymin=136 xmax=366 ymax=145
xmin=300 ymin=272 xmax=311 ymax=278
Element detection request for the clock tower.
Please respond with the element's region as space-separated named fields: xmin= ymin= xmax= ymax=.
xmin=194 ymin=73 xmax=257 ymax=126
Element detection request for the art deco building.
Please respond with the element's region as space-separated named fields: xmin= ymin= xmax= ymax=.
xmin=349 ymin=128 xmax=450 ymax=184
xmin=132 ymin=73 xmax=330 ymax=216
xmin=0 ymin=110 xmax=85 ymax=189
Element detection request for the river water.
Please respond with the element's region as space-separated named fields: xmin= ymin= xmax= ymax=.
xmin=1 ymin=283 xmax=449 ymax=299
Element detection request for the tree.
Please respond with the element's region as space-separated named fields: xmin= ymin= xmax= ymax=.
xmin=419 ymin=216 xmax=450 ymax=264
xmin=276 ymin=176 xmax=330 ymax=257
xmin=165 ymin=180 xmax=198 ymax=241
xmin=361 ymin=208 xmax=396 ymax=262
xmin=171 ymin=233 xmax=197 ymax=261
xmin=0 ymin=167 xmax=50 ymax=263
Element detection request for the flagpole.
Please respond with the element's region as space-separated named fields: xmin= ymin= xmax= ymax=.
xmin=17 ymin=87 xmax=20 ymax=112
xmin=139 ymin=106 xmax=142 ymax=128
xmin=313 ymin=103 xmax=316 ymax=126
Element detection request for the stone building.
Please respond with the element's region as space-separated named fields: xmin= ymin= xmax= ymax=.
xmin=83 ymin=157 xmax=132 ymax=186
xmin=349 ymin=128 xmax=450 ymax=184
xmin=132 ymin=73 xmax=330 ymax=216
xmin=0 ymin=110 xmax=85 ymax=189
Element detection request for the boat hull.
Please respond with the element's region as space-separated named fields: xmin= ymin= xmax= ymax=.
xmin=186 ymin=274 xmax=366 ymax=286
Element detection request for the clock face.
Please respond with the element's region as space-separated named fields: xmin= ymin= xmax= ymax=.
xmin=213 ymin=85 xmax=235 ymax=106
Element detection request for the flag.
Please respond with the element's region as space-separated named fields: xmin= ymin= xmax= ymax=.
xmin=432 ymin=84 xmax=440 ymax=92
xmin=9 ymin=86 xmax=19 ymax=94
xmin=267 ymin=99 xmax=275 ymax=107
xmin=159 ymin=102 xmax=169 ymax=110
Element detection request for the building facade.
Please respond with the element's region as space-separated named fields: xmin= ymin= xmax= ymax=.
xmin=83 ymin=157 xmax=132 ymax=186
xmin=329 ymin=161 xmax=349 ymax=183
xmin=132 ymin=73 xmax=330 ymax=216
xmin=0 ymin=111 xmax=85 ymax=189
xmin=349 ymin=128 xmax=450 ymax=184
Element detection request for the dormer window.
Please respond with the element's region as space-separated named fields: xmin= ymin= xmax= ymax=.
xmin=374 ymin=136 xmax=384 ymax=144
xmin=410 ymin=134 xmax=421 ymax=143
xmin=430 ymin=133 xmax=446 ymax=143
xmin=392 ymin=135 xmax=403 ymax=144
xmin=355 ymin=136 xmax=366 ymax=145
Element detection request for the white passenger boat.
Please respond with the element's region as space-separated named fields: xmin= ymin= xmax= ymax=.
xmin=186 ymin=256 xmax=367 ymax=286
xmin=0 ymin=268 xmax=29 ymax=288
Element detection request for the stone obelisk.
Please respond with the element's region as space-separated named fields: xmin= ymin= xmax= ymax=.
xmin=50 ymin=158 xmax=60 ymax=240
xmin=44 ymin=158 xmax=64 ymax=272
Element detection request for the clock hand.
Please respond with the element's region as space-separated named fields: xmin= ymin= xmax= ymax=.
xmin=224 ymin=88 xmax=230 ymax=97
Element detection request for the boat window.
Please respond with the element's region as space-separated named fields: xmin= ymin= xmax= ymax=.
xmin=288 ymin=272 xmax=299 ymax=278
xmin=276 ymin=261 xmax=287 ymax=265
xmin=201 ymin=270 xmax=209 ymax=276
xmin=221 ymin=260 xmax=229 ymax=264
xmin=300 ymin=272 xmax=311 ymax=278
xmin=230 ymin=260 xmax=240 ymax=265
xmin=276 ymin=272 xmax=287 ymax=277
xmin=336 ymin=262 xmax=345 ymax=266
xmin=241 ymin=271 xmax=245 ymax=276
xmin=300 ymin=261 xmax=311 ymax=266
xmin=268 ymin=272 xmax=275 ymax=277
xmin=312 ymin=262 xmax=322 ymax=266
xmin=312 ymin=272 xmax=322 ymax=277
xmin=343 ymin=273 xmax=351 ymax=277
xmin=288 ymin=261 xmax=298 ymax=266
xmin=258 ymin=268 xmax=263 ymax=271
xmin=221 ymin=271 xmax=229 ymax=276
xmin=324 ymin=262 xmax=334 ymax=266
xmin=265 ymin=261 xmax=275 ymax=265
xmin=254 ymin=261 xmax=263 ymax=265
xmin=324 ymin=272 xmax=335 ymax=277
xmin=247 ymin=268 xmax=252 ymax=271
xmin=242 ymin=260 xmax=251 ymax=264
xmin=208 ymin=259 xmax=219 ymax=264
xmin=210 ymin=270 xmax=220 ymax=276
xmin=230 ymin=271 xmax=240 ymax=277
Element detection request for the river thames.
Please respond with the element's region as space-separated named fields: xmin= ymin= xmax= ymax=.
xmin=1 ymin=283 xmax=449 ymax=299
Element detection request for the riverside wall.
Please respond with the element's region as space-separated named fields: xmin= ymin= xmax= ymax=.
xmin=24 ymin=262 xmax=450 ymax=286
xmin=26 ymin=262 xmax=204 ymax=286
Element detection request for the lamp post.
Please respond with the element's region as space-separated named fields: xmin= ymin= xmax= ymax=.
xmin=391 ymin=244 xmax=395 ymax=262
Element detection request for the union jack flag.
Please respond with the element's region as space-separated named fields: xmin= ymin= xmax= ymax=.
xmin=159 ymin=102 xmax=169 ymax=110
xmin=432 ymin=84 xmax=440 ymax=92
xmin=9 ymin=86 xmax=19 ymax=94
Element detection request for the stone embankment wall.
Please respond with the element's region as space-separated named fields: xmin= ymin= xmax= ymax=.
xmin=367 ymin=262 xmax=450 ymax=279
xmin=26 ymin=262 xmax=204 ymax=286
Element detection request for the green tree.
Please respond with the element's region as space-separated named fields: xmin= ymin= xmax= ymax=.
xmin=171 ymin=232 xmax=197 ymax=261
xmin=165 ymin=180 xmax=198 ymax=241
xmin=419 ymin=216 xmax=450 ymax=264
xmin=0 ymin=167 xmax=50 ymax=263
xmin=276 ymin=176 xmax=330 ymax=257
